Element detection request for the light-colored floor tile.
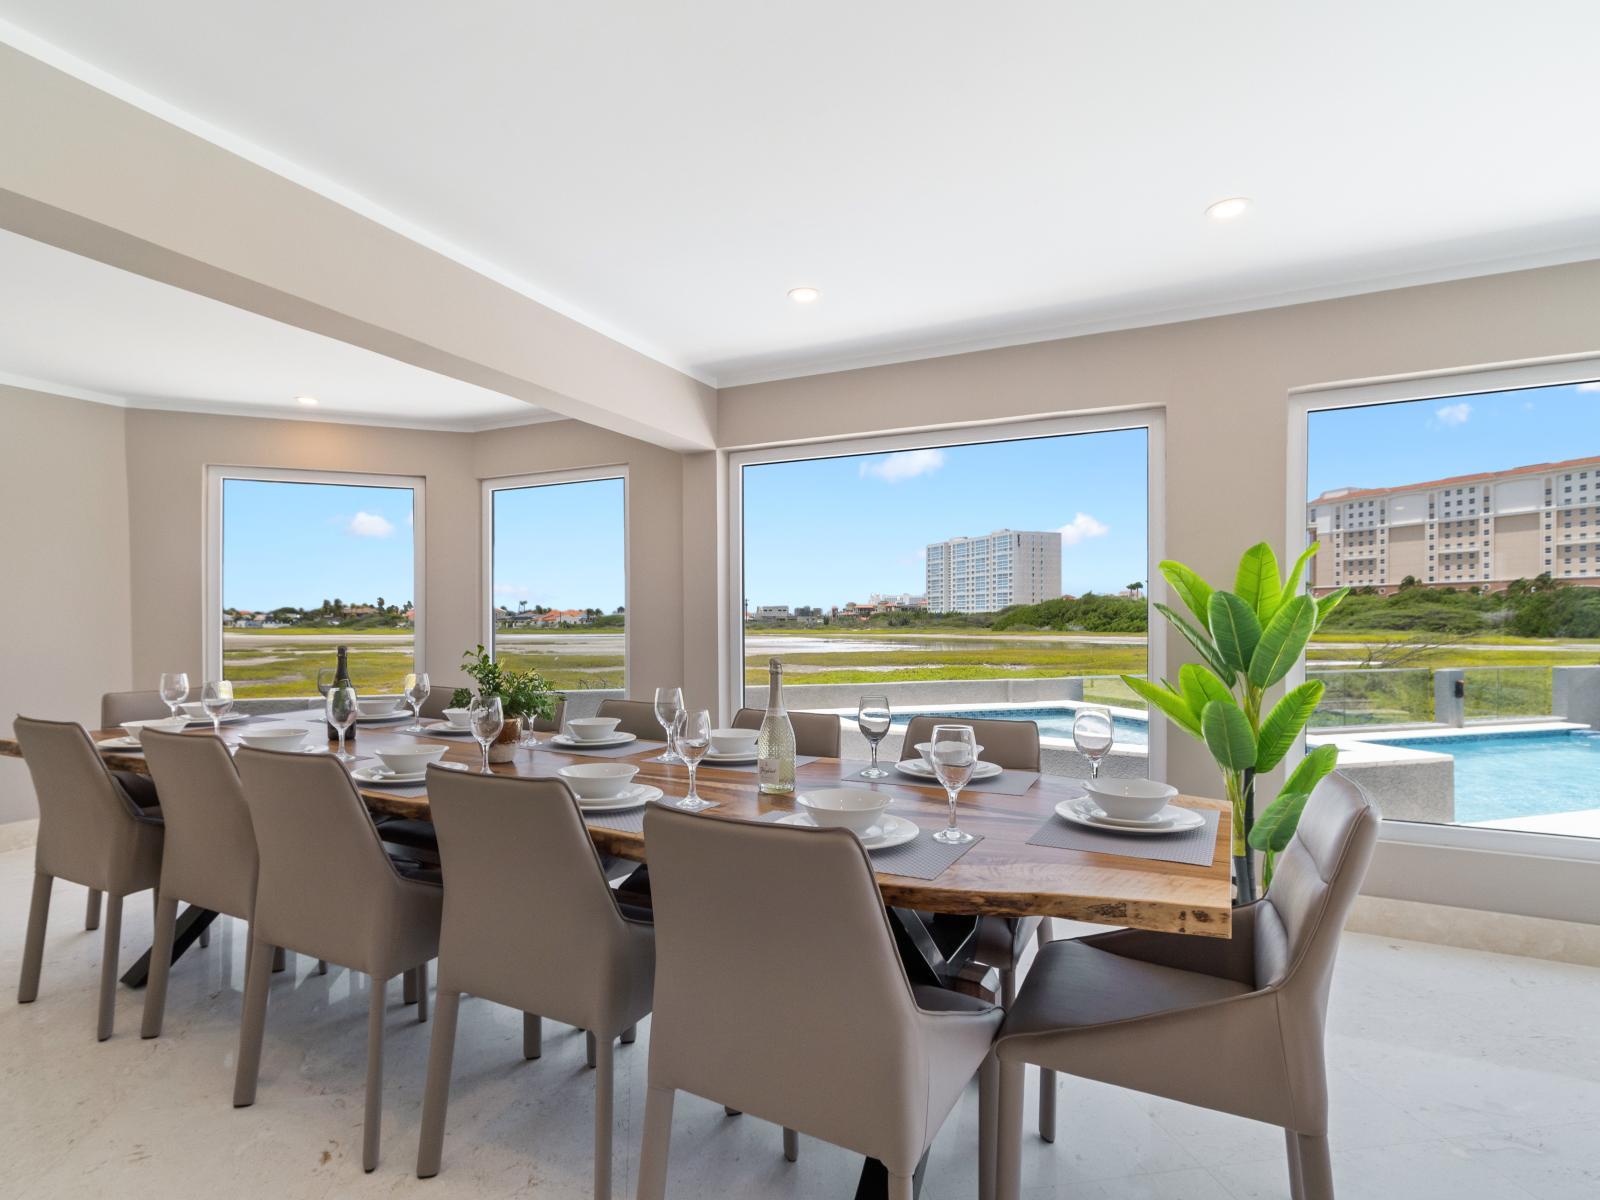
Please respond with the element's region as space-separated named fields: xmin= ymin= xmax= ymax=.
xmin=1212 ymin=1140 xmax=1542 ymax=1200
xmin=1450 ymin=1122 xmax=1600 ymax=1200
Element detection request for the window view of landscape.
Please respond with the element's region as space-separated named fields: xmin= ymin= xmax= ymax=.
xmin=1303 ymin=381 xmax=1600 ymax=838
xmin=220 ymin=478 xmax=417 ymax=697
xmin=489 ymin=476 xmax=626 ymax=692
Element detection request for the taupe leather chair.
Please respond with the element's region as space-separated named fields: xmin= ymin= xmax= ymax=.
xmin=594 ymin=697 xmax=668 ymax=741
xmin=731 ymin=706 xmax=842 ymax=758
xmin=233 ymin=747 xmax=443 ymax=1173
xmin=415 ymin=771 xmax=653 ymax=1198
xmin=14 ymin=716 xmax=164 ymax=1041
xmin=898 ymin=715 xmax=1040 ymax=773
xmin=635 ymin=806 xmax=1002 ymax=1200
xmin=101 ymin=690 xmax=173 ymax=727
xmin=995 ymin=773 xmax=1380 ymax=1200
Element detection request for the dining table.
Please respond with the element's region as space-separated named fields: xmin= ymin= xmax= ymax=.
xmin=1 ymin=710 xmax=1233 ymax=1199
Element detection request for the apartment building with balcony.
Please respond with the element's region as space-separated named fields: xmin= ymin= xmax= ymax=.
xmin=924 ymin=529 xmax=1062 ymax=613
xmin=1307 ymin=454 xmax=1600 ymax=594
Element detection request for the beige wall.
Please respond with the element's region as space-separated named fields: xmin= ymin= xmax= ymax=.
xmin=0 ymin=387 xmax=134 ymax=822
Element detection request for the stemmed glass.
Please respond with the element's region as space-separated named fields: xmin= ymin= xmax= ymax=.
xmin=1072 ymin=706 xmax=1114 ymax=779
xmin=326 ymin=684 xmax=358 ymax=761
xmin=651 ymin=686 xmax=684 ymax=763
xmin=670 ymin=708 xmax=713 ymax=811
xmin=470 ymin=695 xmax=504 ymax=774
xmin=929 ymin=724 xmax=977 ymax=845
xmin=857 ymin=695 xmax=892 ymax=778
xmin=159 ymin=672 xmax=189 ymax=720
xmin=201 ymin=680 xmax=234 ymax=736
xmin=403 ymin=672 xmax=431 ymax=732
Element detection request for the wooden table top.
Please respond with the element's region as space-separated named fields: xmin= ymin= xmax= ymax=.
xmin=0 ymin=717 xmax=1233 ymax=937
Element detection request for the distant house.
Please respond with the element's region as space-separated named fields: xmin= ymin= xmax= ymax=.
xmin=346 ymin=604 xmax=378 ymax=617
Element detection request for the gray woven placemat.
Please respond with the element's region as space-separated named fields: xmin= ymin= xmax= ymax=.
xmin=757 ymin=810 xmax=982 ymax=881
xmin=584 ymin=804 xmax=649 ymax=833
xmin=704 ymin=754 xmax=821 ymax=773
xmin=1027 ymin=807 xmax=1221 ymax=866
xmin=857 ymin=763 xmax=1045 ymax=797
xmin=534 ymin=738 xmax=667 ymax=759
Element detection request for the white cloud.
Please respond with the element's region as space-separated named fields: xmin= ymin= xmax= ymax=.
xmin=1577 ymin=382 xmax=1600 ymax=392
xmin=1434 ymin=402 xmax=1472 ymax=427
xmin=1058 ymin=512 xmax=1109 ymax=545
xmin=859 ymin=448 xmax=945 ymax=482
xmin=347 ymin=511 xmax=395 ymax=538
xmin=494 ymin=583 xmax=530 ymax=597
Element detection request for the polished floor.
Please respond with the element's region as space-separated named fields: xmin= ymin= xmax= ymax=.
xmin=1 ymin=843 xmax=1597 ymax=1200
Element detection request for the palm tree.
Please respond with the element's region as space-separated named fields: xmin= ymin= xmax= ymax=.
xmin=1127 ymin=581 xmax=1144 ymax=599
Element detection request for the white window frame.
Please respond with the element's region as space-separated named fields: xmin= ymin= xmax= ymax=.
xmin=480 ymin=465 xmax=630 ymax=695
xmin=204 ymin=465 xmax=428 ymax=693
xmin=726 ymin=411 xmax=1168 ymax=781
xmin=1288 ymin=351 xmax=1600 ymax=866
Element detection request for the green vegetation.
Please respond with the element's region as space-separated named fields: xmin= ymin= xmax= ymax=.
xmin=450 ymin=644 xmax=557 ymax=722
xmin=991 ymin=592 xmax=1148 ymax=633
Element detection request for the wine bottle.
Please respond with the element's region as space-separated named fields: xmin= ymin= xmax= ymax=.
xmin=757 ymin=656 xmax=796 ymax=795
xmin=326 ymin=644 xmax=356 ymax=745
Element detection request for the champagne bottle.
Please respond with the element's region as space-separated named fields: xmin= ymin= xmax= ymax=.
xmin=757 ymin=656 xmax=796 ymax=795
xmin=326 ymin=644 xmax=356 ymax=745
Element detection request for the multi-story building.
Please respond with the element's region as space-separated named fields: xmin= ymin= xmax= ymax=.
xmin=925 ymin=529 xmax=1062 ymax=613
xmin=869 ymin=592 xmax=929 ymax=610
xmin=1306 ymin=455 xmax=1600 ymax=594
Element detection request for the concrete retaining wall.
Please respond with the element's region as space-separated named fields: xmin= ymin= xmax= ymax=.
xmin=745 ymin=675 xmax=1088 ymax=712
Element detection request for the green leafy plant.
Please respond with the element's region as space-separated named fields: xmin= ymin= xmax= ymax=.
xmin=1120 ymin=543 xmax=1348 ymax=900
xmin=453 ymin=645 xmax=558 ymax=724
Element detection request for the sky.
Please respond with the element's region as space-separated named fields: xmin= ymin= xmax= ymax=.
xmin=1307 ymin=382 xmax=1600 ymax=500
xmin=741 ymin=428 xmax=1150 ymax=610
xmin=491 ymin=476 xmax=626 ymax=611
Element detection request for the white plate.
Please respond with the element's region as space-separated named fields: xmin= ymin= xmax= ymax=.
xmin=351 ymin=761 xmax=468 ymax=785
xmin=578 ymin=784 xmax=662 ymax=812
xmin=356 ymin=711 xmax=413 ymax=724
xmin=96 ymin=736 xmax=144 ymax=751
xmin=1056 ymin=797 xmax=1205 ymax=836
xmin=418 ymin=722 xmax=476 ymax=737
xmin=181 ymin=713 xmax=248 ymax=728
xmin=548 ymin=732 xmax=638 ymax=750
xmin=894 ymin=757 xmax=1004 ymax=781
xmin=776 ymin=811 xmax=920 ymax=851
xmin=702 ymin=749 xmax=757 ymax=764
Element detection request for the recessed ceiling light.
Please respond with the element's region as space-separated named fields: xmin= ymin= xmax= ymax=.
xmin=1205 ymin=196 xmax=1252 ymax=221
xmin=788 ymin=286 xmax=821 ymax=304
xmin=295 ymin=395 xmax=319 ymax=406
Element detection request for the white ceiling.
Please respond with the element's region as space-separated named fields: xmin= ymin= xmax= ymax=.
xmin=0 ymin=227 xmax=548 ymax=429
xmin=3 ymin=2 xmax=1600 ymax=390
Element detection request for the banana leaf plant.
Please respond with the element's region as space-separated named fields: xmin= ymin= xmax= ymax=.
xmin=1120 ymin=542 xmax=1348 ymax=903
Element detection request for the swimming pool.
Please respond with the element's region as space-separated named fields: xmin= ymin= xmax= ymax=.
xmin=889 ymin=704 xmax=1150 ymax=748
xmin=1370 ymin=729 xmax=1600 ymax=824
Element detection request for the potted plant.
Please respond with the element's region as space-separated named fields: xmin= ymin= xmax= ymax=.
xmin=451 ymin=645 xmax=558 ymax=764
xmin=1120 ymin=543 xmax=1348 ymax=903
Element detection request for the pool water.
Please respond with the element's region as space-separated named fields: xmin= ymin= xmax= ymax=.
xmin=1376 ymin=730 xmax=1600 ymax=823
xmin=889 ymin=705 xmax=1150 ymax=748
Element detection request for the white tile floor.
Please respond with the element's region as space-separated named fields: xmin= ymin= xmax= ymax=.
xmin=1 ymin=841 xmax=1597 ymax=1200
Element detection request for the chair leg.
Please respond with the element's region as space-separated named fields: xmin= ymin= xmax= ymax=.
xmin=586 ymin=1029 xmax=597 ymax=1068
xmin=1285 ymin=1128 xmax=1306 ymax=1200
xmin=271 ymin=945 xmax=287 ymax=973
xmin=783 ymin=1126 xmax=799 ymax=1163
xmin=85 ymin=887 xmax=101 ymax=931
xmin=234 ymin=935 xmax=274 ymax=1106
xmin=523 ymin=1013 xmax=542 ymax=1060
xmin=416 ymin=989 xmax=461 ymax=1178
xmin=96 ymin=894 xmax=124 ymax=1041
xmin=724 ymin=1106 xmax=742 ymax=1116
xmin=414 ymin=961 xmax=429 ymax=1023
xmin=316 ymin=959 xmax=328 ymax=975
xmin=635 ymin=1085 xmax=676 ymax=1200
xmin=141 ymin=893 xmax=180 ymax=1038
xmin=594 ymin=1033 xmax=614 ymax=1200
xmin=403 ymin=966 xmax=418 ymax=1005
xmin=17 ymin=872 xmax=52 ymax=1003
xmin=621 ymin=1022 xmax=637 ymax=1044
xmin=996 ymin=1058 xmax=1024 ymax=1200
xmin=1038 ymin=1068 xmax=1057 ymax=1142
xmin=979 ymin=1052 xmax=998 ymax=1200
xmin=364 ymin=974 xmax=389 ymax=1172
xmin=1293 ymin=1132 xmax=1333 ymax=1200
xmin=889 ymin=1174 xmax=914 ymax=1200
xmin=199 ymin=921 xmax=211 ymax=949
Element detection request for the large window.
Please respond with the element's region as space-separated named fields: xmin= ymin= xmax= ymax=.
xmin=1296 ymin=364 xmax=1600 ymax=848
xmin=730 ymin=417 xmax=1160 ymax=776
xmin=484 ymin=469 xmax=627 ymax=694
xmin=207 ymin=468 xmax=423 ymax=699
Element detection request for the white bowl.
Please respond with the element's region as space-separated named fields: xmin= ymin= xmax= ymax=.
xmin=358 ymin=698 xmax=401 ymax=717
xmin=238 ymin=728 xmax=311 ymax=752
xmin=914 ymin=740 xmax=984 ymax=769
xmin=709 ymin=728 xmax=759 ymax=755
xmin=179 ymin=702 xmax=208 ymax=720
xmin=558 ymin=763 xmax=640 ymax=800
xmin=797 ymin=788 xmax=891 ymax=837
xmin=121 ymin=718 xmax=187 ymax=744
xmin=373 ymin=745 xmax=449 ymax=775
xmin=441 ymin=707 xmax=472 ymax=729
xmin=1085 ymin=777 xmax=1178 ymax=822
xmin=566 ymin=717 xmax=621 ymax=742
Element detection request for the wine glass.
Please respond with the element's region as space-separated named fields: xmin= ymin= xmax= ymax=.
xmin=929 ymin=724 xmax=977 ymax=845
xmin=857 ymin=695 xmax=892 ymax=778
xmin=651 ymin=686 xmax=684 ymax=763
xmin=671 ymin=708 xmax=713 ymax=811
xmin=159 ymin=672 xmax=189 ymax=719
xmin=403 ymin=672 xmax=431 ymax=732
xmin=470 ymin=695 xmax=504 ymax=774
xmin=201 ymin=680 xmax=234 ymax=736
xmin=1072 ymin=706 xmax=1115 ymax=779
xmin=326 ymin=685 xmax=358 ymax=761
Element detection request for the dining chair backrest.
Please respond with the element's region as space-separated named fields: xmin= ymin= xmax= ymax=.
xmin=594 ymin=698 xmax=667 ymax=740
xmin=101 ymin=690 xmax=170 ymax=728
xmin=642 ymin=805 xmax=929 ymax=1153
xmin=424 ymin=768 xmax=650 ymax=1030
xmin=234 ymin=747 xmax=418 ymax=973
xmin=731 ymin=707 xmax=842 ymax=758
xmin=13 ymin=716 xmax=158 ymax=893
xmin=140 ymin=729 xmax=258 ymax=920
xmin=420 ymin=689 xmax=564 ymax=731
xmin=898 ymin=715 xmax=1040 ymax=772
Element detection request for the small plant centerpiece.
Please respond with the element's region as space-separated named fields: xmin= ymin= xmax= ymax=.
xmin=1121 ymin=543 xmax=1348 ymax=903
xmin=451 ymin=645 xmax=558 ymax=763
